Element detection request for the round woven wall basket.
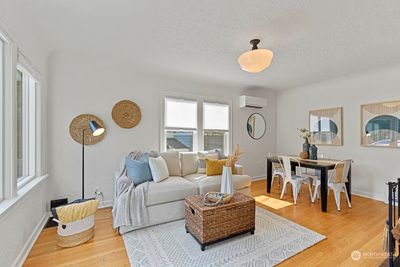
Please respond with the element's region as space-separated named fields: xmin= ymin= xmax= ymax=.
xmin=112 ymin=100 xmax=142 ymax=128
xmin=69 ymin=114 xmax=105 ymax=145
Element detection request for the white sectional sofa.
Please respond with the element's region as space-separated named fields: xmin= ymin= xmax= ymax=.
xmin=115 ymin=151 xmax=252 ymax=234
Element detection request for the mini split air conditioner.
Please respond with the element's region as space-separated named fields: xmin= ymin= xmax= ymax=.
xmin=239 ymin=95 xmax=267 ymax=109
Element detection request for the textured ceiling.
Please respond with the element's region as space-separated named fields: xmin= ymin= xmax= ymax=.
xmin=3 ymin=0 xmax=400 ymax=89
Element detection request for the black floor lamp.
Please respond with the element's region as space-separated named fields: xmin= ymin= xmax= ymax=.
xmin=81 ymin=120 xmax=105 ymax=199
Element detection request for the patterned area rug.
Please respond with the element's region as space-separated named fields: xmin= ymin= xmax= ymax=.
xmin=123 ymin=207 xmax=325 ymax=267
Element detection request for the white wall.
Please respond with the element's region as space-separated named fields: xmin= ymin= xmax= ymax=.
xmin=277 ymin=65 xmax=400 ymax=201
xmin=0 ymin=176 xmax=48 ymax=267
xmin=0 ymin=2 xmax=49 ymax=266
xmin=47 ymin=52 xmax=276 ymax=204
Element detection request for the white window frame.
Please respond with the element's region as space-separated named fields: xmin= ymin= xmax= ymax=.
xmin=16 ymin=64 xmax=38 ymax=189
xmin=163 ymin=97 xmax=198 ymax=152
xmin=0 ymin=23 xmax=42 ymax=206
xmin=203 ymin=101 xmax=230 ymax=155
xmin=0 ymin=34 xmax=4 ymax=201
xmin=160 ymin=92 xmax=232 ymax=154
xmin=1 ymin=27 xmax=16 ymax=200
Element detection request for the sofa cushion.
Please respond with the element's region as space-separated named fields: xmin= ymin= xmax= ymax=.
xmin=206 ymin=149 xmax=227 ymax=159
xmin=197 ymin=151 xmax=219 ymax=174
xmin=205 ymin=159 xmax=229 ymax=176
xmin=146 ymin=176 xmax=198 ymax=206
xmin=125 ymin=157 xmax=152 ymax=185
xmin=149 ymin=156 xmax=169 ymax=183
xmin=180 ymin=152 xmax=198 ymax=176
xmin=160 ymin=151 xmax=181 ymax=176
xmin=184 ymin=173 xmax=251 ymax=194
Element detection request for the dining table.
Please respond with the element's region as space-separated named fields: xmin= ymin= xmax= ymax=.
xmin=266 ymin=156 xmax=352 ymax=212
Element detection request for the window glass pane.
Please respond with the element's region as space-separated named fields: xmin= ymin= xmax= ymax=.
xmin=204 ymin=131 xmax=227 ymax=152
xmin=166 ymin=130 xmax=194 ymax=152
xmin=16 ymin=70 xmax=23 ymax=178
xmin=204 ymin=102 xmax=229 ymax=130
xmin=165 ymin=98 xmax=197 ymax=129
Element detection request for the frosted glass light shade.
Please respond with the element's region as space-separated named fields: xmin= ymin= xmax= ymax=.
xmin=238 ymin=49 xmax=274 ymax=73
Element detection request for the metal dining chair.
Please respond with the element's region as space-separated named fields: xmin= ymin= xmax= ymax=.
xmin=311 ymin=159 xmax=352 ymax=211
xmin=268 ymin=152 xmax=285 ymax=189
xmin=279 ymin=156 xmax=314 ymax=205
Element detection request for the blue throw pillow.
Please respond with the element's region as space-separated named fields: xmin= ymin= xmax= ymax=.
xmin=125 ymin=157 xmax=153 ymax=185
xmin=141 ymin=152 xmax=150 ymax=163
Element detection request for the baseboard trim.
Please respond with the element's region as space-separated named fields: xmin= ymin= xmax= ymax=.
xmin=351 ymin=189 xmax=384 ymax=202
xmin=251 ymin=175 xmax=265 ymax=181
xmin=13 ymin=212 xmax=49 ymax=267
xmin=99 ymin=200 xmax=113 ymax=209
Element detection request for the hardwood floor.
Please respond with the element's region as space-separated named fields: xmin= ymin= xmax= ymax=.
xmin=24 ymin=180 xmax=388 ymax=266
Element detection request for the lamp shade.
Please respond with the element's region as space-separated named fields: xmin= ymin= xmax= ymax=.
xmin=238 ymin=39 xmax=273 ymax=73
xmin=89 ymin=120 xmax=105 ymax=137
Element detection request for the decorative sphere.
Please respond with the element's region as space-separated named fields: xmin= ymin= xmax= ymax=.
xmin=299 ymin=151 xmax=309 ymax=159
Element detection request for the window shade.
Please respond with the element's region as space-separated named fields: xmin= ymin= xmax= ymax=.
xmin=165 ymin=98 xmax=197 ymax=129
xmin=204 ymin=102 xmax=229 ymax=131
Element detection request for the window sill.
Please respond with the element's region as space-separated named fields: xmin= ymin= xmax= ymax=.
xmin=17 ymin=175 xmax=35 ymax=190
xmin=0 ymin=174 xmax=48 ymax=220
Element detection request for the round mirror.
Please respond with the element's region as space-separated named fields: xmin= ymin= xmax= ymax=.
xmin=247 ymin=113 xmax=266 ymax=140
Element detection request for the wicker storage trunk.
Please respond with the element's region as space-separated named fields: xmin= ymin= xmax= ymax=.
xmin=185 ymin=192 xmax=255 ymax=251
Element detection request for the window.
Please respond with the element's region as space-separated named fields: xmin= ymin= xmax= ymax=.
xmin=162 ymin=96 xmax=231 ymax=154
xmin=0 ymin=28 xmax=42 ymax=203
xmin=16 ymin=66 xmax=37 ymax=184
xmin=164 ymin=98 xmax=197 ymax=151
xmin=203 ymin=102 xmax=229 ymax=154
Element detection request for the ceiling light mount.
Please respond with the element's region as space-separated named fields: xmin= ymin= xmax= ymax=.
xmin=250 ymin=39 xmax=260 ymax=50
xmin=238 ymin=39 xmax=274 ymax=73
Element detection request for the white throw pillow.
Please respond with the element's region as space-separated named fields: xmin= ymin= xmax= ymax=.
xmin=160 ymin=151 xmax=181 ymax=176
xmin=180 ymin=152 xmax=198 ymax=176
xmin=149 ymin=156 xmax=169 ymax=183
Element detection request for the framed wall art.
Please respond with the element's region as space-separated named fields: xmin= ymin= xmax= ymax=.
xmin=361 ymin=100 xmax=400 ymax=148
xmin=309 ymin=107 xmax=343 ymax=146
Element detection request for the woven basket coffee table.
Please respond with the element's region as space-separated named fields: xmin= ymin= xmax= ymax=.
xmin=185 ymin=192 xmax=255 ymax=251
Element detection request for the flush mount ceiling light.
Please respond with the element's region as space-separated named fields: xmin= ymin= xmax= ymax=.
xmin=238 ymin=39 xmax=273 ymax=73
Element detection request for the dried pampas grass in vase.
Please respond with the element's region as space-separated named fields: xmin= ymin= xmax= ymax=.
xmin=226 ymin=144 xmax=244 ymax=169
xmin=221 ymin=145 xmax=243 ymax=195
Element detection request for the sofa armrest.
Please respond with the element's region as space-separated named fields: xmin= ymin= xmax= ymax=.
xmin=235 ymin=164 xmax=244 ymax=175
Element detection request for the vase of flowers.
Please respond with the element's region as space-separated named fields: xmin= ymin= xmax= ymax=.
xmin=221 ymin=145 xmax=243 ymax=195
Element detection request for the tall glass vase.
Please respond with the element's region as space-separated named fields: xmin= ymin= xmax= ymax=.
xmin=220 ymin=166 xmax=233 ymax=195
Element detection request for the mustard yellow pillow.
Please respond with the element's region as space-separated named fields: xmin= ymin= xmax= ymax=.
xmin=205 ymin=159 xmax=236 ymax=176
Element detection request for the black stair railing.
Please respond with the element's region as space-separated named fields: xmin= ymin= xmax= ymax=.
xmin=387 ymin=178 xmax=400 ymax=267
